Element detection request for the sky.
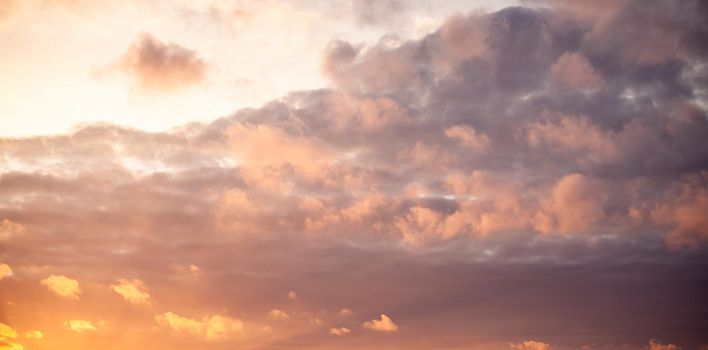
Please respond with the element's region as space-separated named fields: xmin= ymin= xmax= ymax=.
xmin=1 ymin=0 xmax=708 ymax=350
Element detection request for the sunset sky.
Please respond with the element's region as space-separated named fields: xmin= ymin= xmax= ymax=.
xmin=1 ymin=1 xmax=708 ymax=350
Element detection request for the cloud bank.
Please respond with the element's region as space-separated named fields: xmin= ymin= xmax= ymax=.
xmin=0 ymin=1 xmax=707 ymax=349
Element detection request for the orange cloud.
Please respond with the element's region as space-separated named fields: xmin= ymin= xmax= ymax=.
xmin=64 ymin=319 xmax=98 ymax=333
xmin=362 ymin=314 xmax=398 ymax=332
xmin=534 ymin=173 xmax=606 ymax=234
xmin=0 ymin=263 xmax=12 ymax=281
xmin=0 ymin=219 xmax=25 ymax=241
xmin=329 ymin=327 xmax=351 ymax=336
xmin=116 ymin=33 xmax=207 ymax=92
xmin=268 ymin=309 xmax=290 ymax=321
xmin=22 ymin=331 xmax=42 ymax=340
xmin=40 ymin=275 xmax=81 ymax=299
xmin=550 ymin=52 xmax=604 ymax=90
xmin=155 ymin=312 xmax=243 ymax=341
xmin=509 ymin=340 xmax=551 ymax=350
xmin=445 ymin=125 xmax=490 ymax=152
xmin=647 ymin=339 xmax=680 ymax=350
xmin=0 ymin=322 xmax=22 ymax=350
xmin=110 ymin=278 xmax=152 ymax=305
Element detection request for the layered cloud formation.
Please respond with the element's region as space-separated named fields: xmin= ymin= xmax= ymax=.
xmin=0 ymin=1 xmax=707 ymax=349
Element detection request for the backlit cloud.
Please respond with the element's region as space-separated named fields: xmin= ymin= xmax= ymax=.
xmin=155 ymin=312 xmax=243 ymax=341
xmin=22 ymin=331 xmax=42 ymax=340
xmin=0 ymin=322 xmax=22 ymax=350
xmin=0 ymin=219 xmax=25 ymax=241
xmin=362 ymin=314 xmax=398 ymax=332
xmin=114 ymin=33 xmax=207 ymax=92
xmin=110 ymin=278 xmax=152 ymax=305
xmin=0 ymin=263 xmax=11 ymax=281
xmin=510 ymin=340 xmax=551 ymax=350
xmin=329 ymin=327 xmax=351 ymax=336
xmin=40 ymin=275 xmax=81 ymax=299
xmin=64 ymin=320 xmax=98 ymax=333
xmin=268 ymin=309 xmax=290 ymax=321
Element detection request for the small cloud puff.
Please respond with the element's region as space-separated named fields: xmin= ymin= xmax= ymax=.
xmin=329 ymin=327 xmax=351 ymax=336
xmin=64 ymin=320 xmax=98 ymax=333
xmin=338 ymin=308 xmax=353 ymax=317
xmin=40 ymin=275 xmax=81 ymax=299
xmin=0 ymin=263 xmax=12 ymax=281
xmin=114 ymin=33 xmax=207 ymax=92
xmin=110 ymin=278 xmax=151 ymax=305
xmin=0 ymin=219 xmax=25 ymax=241
xmin=23 ymin=331 xmax=43 ymax=339
xmin=155 ymin=312 xmax=242 ymax=341
xmin=647 ymin=339 xmax=680 ymax=350
xmin=509 ymin=340 xmax=551 ymax=350
xmin=268 ymin=309 xmax=290 ymax=321
xmin=362 ymin=314 xmax=398 ymax=332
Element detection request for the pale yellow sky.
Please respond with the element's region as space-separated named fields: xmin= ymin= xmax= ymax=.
xmin=0 ymin=0 xmax=517 ymax=137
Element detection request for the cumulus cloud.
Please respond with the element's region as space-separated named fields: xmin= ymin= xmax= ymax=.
xmin=550 ymin=52 xmax=604 ymax=90
xmin=329 ymin=327 xmax=351 ymax=336
xmin=114 ymin=33 xmax=207 ymax=92
xmin=1 ymin=1 xmax=708 ymax=348
xmin=651 ymin=171 xmax=708 ymax=249
xmin=64 ymin=319 xmax=98 ymax=333
xmin=534 ymin=173 xmax=607 ymax=234
xmin=288 ymin=290 xmax=298 ymax=300
xmin=362 ymin=314 xmax=398 ymax=332
xmin=155 ymin=312 xmax=242 ymax=341
xmin=40 ymin=275 xmax=81 ymax=299
xmin=445 ymin=125 xmax=490 ymax=152
xmin=110 ymin=278 xmax=151 ymax=305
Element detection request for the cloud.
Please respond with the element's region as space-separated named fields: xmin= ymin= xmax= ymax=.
xmin=0 ymin=1 xmax=708 ymax=349
xmin=114 ymin=33 xmax=207 ymax=92
xmin=329 ymin=327 xmax=351 ymax=336
xmin=509 ymin=340 xmax=551 ymax=350
xmin=288 ymin=290 xmax=298 ymax=300
xmin=647 ymin=339 xmax=680 ymax=350
xmin=268 ymin=309 xmax=290 ymax=321
xmin=0 ymin=324 xmax=18 ymax=340
xmin=651 ymin=171 xmax=708 ymax=249
xmin=155 ymin=312 xmax=202 ymax=336
xmin=0 ymin=323 xmax=22 ymax=350
xmin=155 ymin=312 xmax=242 ymax=341
xmin=0 ymin=219 xmax=25 ymax=241
xmin=550 ymin=52 xmax=604 ymax=90
xmin=40 ymin=275 xmax=81 ymax=299
xmin=362 ymin=314 xmax=398 ymax=332
xmin=445 ymin=125 xmax=490 ymax=152
xmin=0 ymin=264 xmax=12 ymax=281
xmin=534 ymin=173 xmax=607 ymax=234
xmin=64 ymin=320 xmax=97 ymax=333
xmin=110 ymin=278 xmax=152 ymax=305
xmin=338 ymin=308 xmax=353 ymax=317
xmin=22 ymin=331 xmax=42 ymax=340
